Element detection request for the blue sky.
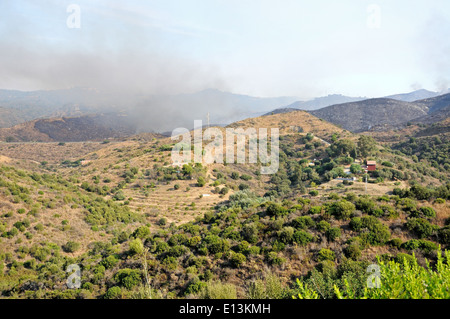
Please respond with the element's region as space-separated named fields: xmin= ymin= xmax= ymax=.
xmin=0 ymin=0 xmax=449 ymax=98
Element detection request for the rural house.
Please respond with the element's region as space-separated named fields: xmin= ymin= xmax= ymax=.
xmin=367 ymin=160 xmax=376 ymax=171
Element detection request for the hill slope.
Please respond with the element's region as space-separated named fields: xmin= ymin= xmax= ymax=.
xmin=0 ymin=113 xmax=138 ymax=142
xmin=310 ymin=98 xmax=428 ymax=132
xmin=384 ymin=89 xmax=440 ymax=102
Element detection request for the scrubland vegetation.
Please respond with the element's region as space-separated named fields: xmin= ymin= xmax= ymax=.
xmin=0 ymin=121 xmax=449 ymax=299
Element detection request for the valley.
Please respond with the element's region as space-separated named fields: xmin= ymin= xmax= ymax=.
xmin=0 ymin=104 xmax=449 ymax=299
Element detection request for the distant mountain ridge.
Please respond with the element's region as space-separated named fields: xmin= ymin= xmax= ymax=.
xmin=383 ymin=89 xmax=441 ymax=102
xmin=309 ymin=93 xmax=450 ymax=132
xmin=0 ymin=88 xmax=299 ymax=132
xmin=283 ymin=94 xmax=366 ymax=111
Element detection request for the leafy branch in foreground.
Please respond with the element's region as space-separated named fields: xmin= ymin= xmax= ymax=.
xmin=294 ymin=249 xmax=450 ymax=299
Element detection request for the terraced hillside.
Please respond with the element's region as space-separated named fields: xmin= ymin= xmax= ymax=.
xmin=0 ymin=111 xmax=449 ymax=299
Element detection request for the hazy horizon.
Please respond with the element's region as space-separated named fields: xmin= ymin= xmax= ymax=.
xmin=1 ymin=1 xmax=449 ymax=100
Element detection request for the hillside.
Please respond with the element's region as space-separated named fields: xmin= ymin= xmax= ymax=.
xmin=309 ymin=93 xmax=450 ymax=133
xmin=0 ymin=110 xmax=448 ymax=299
xmin=0 ymin=88 xmax=299 ymax=132
xmin=281 ymin=94 xmax=366 ymax=111
xmin=0 ymin=114 xmax=138 ymax=142
xmin=310 ymin=98 xmax=428 ymax=132
xmin=383 ymin=89 xmax=440 ymax=102
xmin=228 ymin=109 xmax=351 ymax=141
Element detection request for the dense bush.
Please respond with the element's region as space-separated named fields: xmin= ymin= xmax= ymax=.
xmin=406 ymin=218 xmax=437 ymax=239
xmin=114 ymin=269 xmax=142 ymax=289
xmin=316 ymin=220 xmax=330 ymax=232
xmin=419 ymin=206 xmax=436 ymax=218
xmin=328 ymin=200 xmax=355 ymax=220
xmin=230 ymin=253 xmax=247 ymax=267
xmin=326 ymin=227 xmax=341 ymax=242
xmin=129 ymin=238 xmax=144 ymax=255
xmin=104 ymin=286 xmax=122 ymax=299
xmin=291 ymin=216 xmax=315 ymax=230
xmin=62 ymin=241 xmax=80 ymax=253
xmin=318 ymin=248 xmax=335 ymax=261
xmin=266 ymin=202 xmax=288 ymax=217
xmin=293 ymin=230 xmax=314 ymax=246
xmin=343 ymin=243 xmax=361 ymax=260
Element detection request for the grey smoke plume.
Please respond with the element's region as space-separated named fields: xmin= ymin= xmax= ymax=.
xmin=417 ymin=13 xmax=450 ymax=93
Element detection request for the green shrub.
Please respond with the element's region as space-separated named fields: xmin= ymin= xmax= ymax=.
xmin=240 ymin=174 xmax=252 ymax=181
xmin=113 ymin=191 xmax=126 ymax=201
xmin=231 ymin=253 xmax=246 ymax=268
xmin=307 ymin=206 xmax=322 ymax=215
xmin=326 ymin=227 xmax=341 ymax=242
xmin=389 ymin=238 xmax=403 ymax=248
xmin=292 ymin=216 xmax=315 ymax=229
xmin=318 ymin=248 xmax=335 ymax=261
xmin=394 ymin=252 xmax=415 ymax=264
xmin=355 ymin=197 xmax=375 ymax=213
xmin=293 ymin=230 xmax=313 ymax=246
xmin=349 ymin=217 xmax=362 ymax=232
xmin=271 ymin=240 xmax=285 ymax=252
xmin=23 ymin=259 xmax=36 ymax=270
xmin=328 ymin=200 xmax=355 ymax=220
xmin=133 ymin=226 xmax=150 ymax=239
xmin=266 ymin=202 xmax=288 ymax=217
xmin=438 ymin=227 xmax=450 ymax=244
xmin=237 ymin=240 xmax=250 ymax=254
xmin=267 ymin=252 xmax=286 ymax=266
xmin=419 ymin=207 xmax=436 ymax=218
xmin=406 ymin=218 xmax=437 ymax=239
xmin=278 ymin=227 xmax=295 ymax=244
xmin=418 ymin=240 xmax=438 ymax=254
xmin=401 ymin=239 xmax=421 ymax=251
xmin=101 ymin=255 xmax=119 ymax=269
xmin=157 ymin=218 xmax=167 ymax=226
xmin=309 ymin=190 xmax=319 ymax=197
xmin=197 ymin=281 xmax=237 ymax=299
xmin=185 ymin=280 xmax=208 ymax=296
xmin=62 ymin=241 xmax=80 ymax=253
xmin=197 ymin=177 xmax=206 ymax=187
xmin=114 ymin=269 xmax=141 ymax=289
xmin=316 ymin=220 xmax=330 ymax=232
xmin=343 ymin=243 xmax=361 ymax=260
xmin=370 ymin=208 xmax=384 ymax=218
xmin=360 ymin=223 xmax=391 ymax=246
xmin=129 ymin=238 xmax=144 ymax=255
xmin=105 ymin=286 xmax=122 ymax=299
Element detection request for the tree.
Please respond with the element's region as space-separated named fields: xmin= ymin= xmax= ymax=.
xmin=62 ymin=241 xmax=80 ymax=253
xmin=114 ymin=269 xmax=141 ymax=289
xmin=197 ymin=176 xmax=206 ymax=187
xmin=129 ymin=238 xmax=144 ymax=255
xmin=326 ymin=227 xmax=341 ymax=242
xmin=182 ymin=164 xmax=193 ymax=176
xmin=328 ymin=200 xmax=355 ymax=220
xmin=357 ymin=135 xmax=376 ymax=159
xmin=350 ymin=164 xmax=362 ymax=174
xmin=231 ymin=253 xmax=246 ymax=268
xmin=336 ymin=139 xmax=356 ymax=156
xmin=105 ymin=286 xmax=122 ymax=299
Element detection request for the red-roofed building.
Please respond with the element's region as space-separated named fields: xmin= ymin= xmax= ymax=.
xmin=367 ymin=160 xmax=376 ymax=171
